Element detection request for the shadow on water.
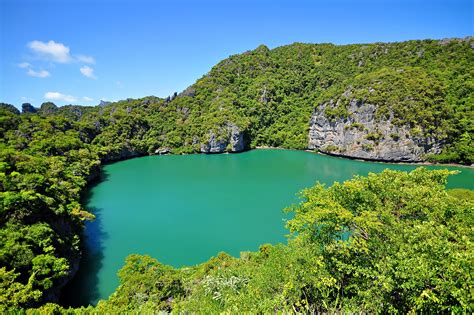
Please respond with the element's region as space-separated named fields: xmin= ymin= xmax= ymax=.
xmin=59 ymin=172 xmax=110 ymax=307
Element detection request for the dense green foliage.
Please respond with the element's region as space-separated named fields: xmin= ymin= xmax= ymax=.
xmin=0 ymin=106 xmax=100 ymax=310
xmin=29 ymin=168 xmax=473 ymax=313
xmin=1 ymin=38 xmax=473 ymax=311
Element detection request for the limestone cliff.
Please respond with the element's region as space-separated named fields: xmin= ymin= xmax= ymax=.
xmin=200 ymin=123 xmax=246 ymax=153
xmin=102 ymin=145 xmax=143 ymax=162
xmin=308 ymin=99 xmax=442 ymax=162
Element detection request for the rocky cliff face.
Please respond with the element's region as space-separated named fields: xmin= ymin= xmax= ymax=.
xmin=102 ymin=145 xmax=143 ymax=163
xmin=200 ymin=123 xmax=246 ymax=153
xmin=22 ymin=102 xmax=37 ymax=114
xmin=39 ymin=102 xmax=58 ymax=115
xmin=0 ymin=103 xmax=20 ymax=115
xmin=308 ymin=99 xmax=442 ymax=162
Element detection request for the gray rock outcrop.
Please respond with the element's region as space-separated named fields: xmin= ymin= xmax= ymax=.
xmin=99 ymin=100 xmax=111 ymax=107
xmin=22 ymin=102 xmax=37 ymax=114
xmin=102 ymin=145 xmax=143 ymax=162
xmin=155 ymin=147 xmax=171 ymax=155
xmin=200 ymin=123 xmax=246 ymax=153
xmin=0 ymin=103 xmax=20 ymax=115
xmin=39 ymin=102 xmax=58 ymax=115
xmin=308 ymin=99 xmax=442 ymax=162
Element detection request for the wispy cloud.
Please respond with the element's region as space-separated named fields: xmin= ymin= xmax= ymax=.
xmin=18 ymin=62 xmax=32 ymax=68
xmin=116 ymin=80 xmax=124 ymax=88
xmin=28 ymin=40 xmax=72 ymax=63
xmin=27 ymin=40 xmax=95 ymax=65
xmin=21 ymin=40 xmax=96 ymax=79
xmin=21 ymin=96 xmax=35 ymax=102
xmin=44 ymin=91 xmax=93 ymax=103
xmin=27 ymin=69 xmax=50 ymax=78
xmin=80 ymin=65 xmax=97 ymax=79
xmin=45 ymin=91 xmax=78 ymax=103
xmin=18 ymin=62 xmax=50 ymax=78
xmin=76 ymin=55 xmax=95 ymax=64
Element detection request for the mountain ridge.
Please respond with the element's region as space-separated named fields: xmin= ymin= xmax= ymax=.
xmin=4 ymin=37 xmax=473 ymax=164
xmin=1 ymin=37 xmax=473 ymax=312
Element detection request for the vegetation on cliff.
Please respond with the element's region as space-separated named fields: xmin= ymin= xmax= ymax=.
xmin=26 ymin=169 xmax=474 ymax=313
xmin=0 ymin=38 xmax=473 ymax=311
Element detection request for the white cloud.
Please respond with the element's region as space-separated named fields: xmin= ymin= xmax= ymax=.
xmin=18 ymin=61 xmax=50 ymax=78
xmin=44 ymin=92 xmax=93 ymax=103
xmin=76 ymin=55 xmax=95 ymax=64
xmin=27 ymin=69 xmax=50 ymax=78
xmin=21 ymin=96 xmax=36 ymax=102
xmin=18 ymin=62 xmax=32 ymax=68
xmin=27 ymin=40 xmax=95 ymax=65
xmin=45 ymin=91 xmax=78 ymax=103
xmin=28 ymin=40 xmax=72 ymax=63
xmin=80 ymin=65 xmax=96 ymax=79
xmin=24 ymin=40 xmax=96 ymax=79
xmin=116 ymin=80 xmax=124 ymax=88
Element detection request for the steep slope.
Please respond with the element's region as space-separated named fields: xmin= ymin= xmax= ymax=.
xmin=0 ymin=37 xmax=473 ymax=311
xmin=84 ymin=37 xmax=473 ymax=162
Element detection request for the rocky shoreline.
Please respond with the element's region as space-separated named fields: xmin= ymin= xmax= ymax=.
xmin=98 ymin=145 xmax=472 ymax=168
xmin=310 ymin=149 xmax=473 ymax=168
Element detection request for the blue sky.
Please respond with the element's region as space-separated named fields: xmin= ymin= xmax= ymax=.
xmin=1 ymin=0 xmax=472 ymax=108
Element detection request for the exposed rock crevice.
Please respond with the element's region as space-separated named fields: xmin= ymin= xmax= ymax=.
xmin=308 ymin=99 xmax=442 ymax=162
xmin=200 ymin=123 xmax=246 ymax=153
xmin=102 ymin=146 xmax=144 ymax=163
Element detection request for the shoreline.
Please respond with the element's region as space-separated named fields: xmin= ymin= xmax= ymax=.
xmin=99 ymin=146 xmax=473 ymax=169
xmin=305 ymin=149 xmax=474 ymax=169
xmin=101 ymin=146 xmax=473 ymax=169
xmin=254 ymin=146 xmax=474 ymax=169
xmin=71 ymin=145 xmax=472 ymax=307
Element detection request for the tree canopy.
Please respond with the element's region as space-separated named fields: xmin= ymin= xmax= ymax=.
xmin=1 ymin=38 xmax=473 ymax=312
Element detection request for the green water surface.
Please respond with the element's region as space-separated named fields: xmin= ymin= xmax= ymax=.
xmin=62 ymin=149 xmax=474 ymax=306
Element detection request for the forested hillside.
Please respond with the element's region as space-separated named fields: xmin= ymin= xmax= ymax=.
xmin=0 ymin=38 xmax=473 ymax=312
